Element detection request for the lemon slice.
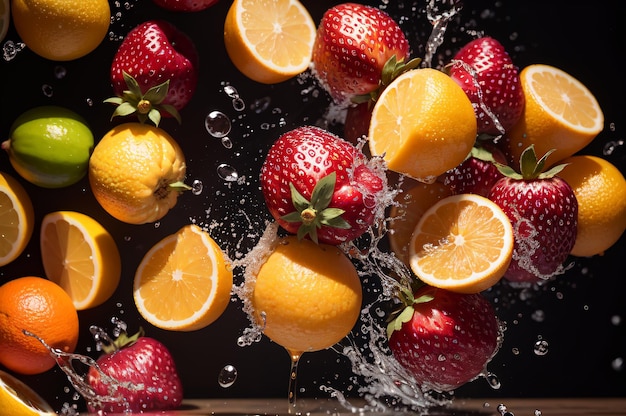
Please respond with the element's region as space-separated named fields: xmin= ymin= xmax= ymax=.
xmin=0 ymin=172 xmax=34 ymax=267
xmin=409 ymin=193 xmax=514 ymax=293
xmin=0 ymin=370 xmax=55 ymax=415
xmin=40 ymin=211 xmax=121 ymax=310
xmin=223 ymin=0 xmax=316 ymax=84
xmin=506 ymin=64 xmax=604 ymax=167
xmin=133 ymin=224 xmax=233 ymax=331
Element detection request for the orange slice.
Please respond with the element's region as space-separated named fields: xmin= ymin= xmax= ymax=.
xmin=0 ymin=172 xmax=34 ymax=267
xmin=506 ymin=64 xmax=604 ymax=168
xmin=368 ymin=68 xmax=477 ymax=182
xmin=40 ymin=211 xmax=121 ymax=310
xmin=133 ymin=224 xmax=233 ymax=331
xmin=409 ymin=193 xmax=513 ymax=293
xmin=0 ymin=369 xmax=55 ymax=415
xmin=223 ymin=0 xmax=316 ymax=84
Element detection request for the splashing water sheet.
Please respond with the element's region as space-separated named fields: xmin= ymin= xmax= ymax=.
xmin=0 ymin=0 xmax=625 ymax=415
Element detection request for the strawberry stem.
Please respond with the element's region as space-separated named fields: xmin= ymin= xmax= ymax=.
xmin=281 ymin=172 xmax=351 ymax=244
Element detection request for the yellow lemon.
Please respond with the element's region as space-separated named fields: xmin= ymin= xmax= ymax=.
xmin=11 ymin=0 xmax=110 ymax=61
xmin=224 ymin=0 xmax=316 ymax=84
xmin=0 ymin=171 xmax=34 ymax=267
xmin=88 ymin=123 xmax=188 ymax=225
xmin=409 ymin=193 xmax=514 ymax=293
xmin=40 ymin=211 xmax=121 ymax=310
xmin=369 ymin=68 xmax=477 ymax=182
xmin=134 ymin=224 xmax=234 ymax=331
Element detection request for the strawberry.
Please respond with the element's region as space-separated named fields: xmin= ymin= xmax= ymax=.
xmin=387 ymin=285 xmax=500 ymax=392
xmin=152 ymin=0 xmax=219 ymax=12
xmin=260 ymin=125 xmax=386 ymax=245
xmin=441 ymin=143 xmax=506 ymax=197
xmin=311 ymin=3 xmax=419 ymax=106
xmin=448 ymin=36 xmax=524 ymax=136
xmin=488 ymin=146 xmax=578 ymax=285
xmin=107 ymin=20 xmax=199 ymax=125
xmin=86 ymin=328 xmax=183 ymax=413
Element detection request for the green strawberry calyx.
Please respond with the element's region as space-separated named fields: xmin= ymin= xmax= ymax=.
xmin=352 ymin=55 xmax=422 ymax=106
xmin=105 ymin=71 xmax=182 ymax=127
xmin=496 ymin=145 xmax=568 ymax=180
xmin=99 ymin=327 xmax=144 ymax=354
xmin=385 ymin=285 xmax=434 ymax=339
xmin=281 ymin=172 xmax=351 ymax=244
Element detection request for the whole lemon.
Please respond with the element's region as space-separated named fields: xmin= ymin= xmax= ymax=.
xmin=1 ymin=0 xmax=10 ymax=43
xmin=88 ymin=123 xmax=188 ymax=225
xmin=3 ymin=106 xmax=94 ymax=188
xmin=11 ymin=0 xmax=110 ymax=61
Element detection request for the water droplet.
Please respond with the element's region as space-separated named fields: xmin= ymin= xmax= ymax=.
xmin=192 ymin=179 xmax=203 ymax=195
xmin=511 ymin=347 xmax=520 ymax=355
xmin=603 ymin=139 xmax=624 ymax=156
xmin=223 ymin=85 xmax=238 ymax=98
xmin=205 ymin=111 xmax=231 ymax=138
xmin=611 ymin=315 xmax=622 ymax=326
xmin=232 ymin=97 xmax=245 ymax=112
xmin=217 ymin=164 xmax=239 ymax=182
xmin=221 ymin=137 xmax=233 ymax=149
xmin=3 ymin=41 xmax=26 ymax=61
xmin=611 ymin=357 xmax=624 ymax=371
xmin=531 ymin=309 xmax=545 ymax=322
xmin=54 ymin=65 xmax=67 ymax=79
xmin=251 ymin=96 xmax=271 ymax=113
xmin=533 ymin=339 xmax=549 ymax=356
xmin=42 ymin=84 xmax=54 ymax=97
xmin=534 ymin=410 xmax=542 ymax=416
xmin=485 ymin=372 xmax=501 ymax=389
xmin=218 ymin=365 xmax=238 ymax=388
xmin=86 ymin=98 xmax=94 ymax=107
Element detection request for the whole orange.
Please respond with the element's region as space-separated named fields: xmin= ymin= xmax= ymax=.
xmin=0 ymin=276 xmax=79 ymax=375
xmin=251 ymin=236 xmax=362 ymax=354
xmin=11 ymin=0 xmax=110 ymax=61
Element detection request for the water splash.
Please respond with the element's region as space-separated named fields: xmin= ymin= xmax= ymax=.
xmin=423 ymin=0 xmax=463 ymax=68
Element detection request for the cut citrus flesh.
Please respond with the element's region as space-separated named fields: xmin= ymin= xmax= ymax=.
xmin=368 ymin=68 xmax=477 ymax=182
xmin=40 ymin=211 xmax=121 ymax=310
xmin=409 ymin=193 xmax=514 ymax=293
xmin=223 ymin=0 xmax=316 ymax=84
xmin=0 ymin=370 xmax=55 ymax=415
xmin=0 ymin=172 xmax=34 ymax=267
xmin=134 ymin=224 xmax=233 ymax=331
xmin=506 ymin=64 xmax=604 ymax=167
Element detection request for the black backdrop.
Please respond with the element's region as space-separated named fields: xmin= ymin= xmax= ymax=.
xmin=1 ymin=0 xmax=625 ymax=411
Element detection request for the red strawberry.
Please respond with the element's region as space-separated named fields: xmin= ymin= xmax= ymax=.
xmin=387 ymin=285 xmax=501 ymax=392
xmin=311 ymin=3 xmax=418 ymax=106
xmin=152 ymin=0 xmax=219 ymax=12
xmin=87 ymin=328 xmax=183 ymax=413
xmin=488 ymin=146 xmax=578 ymax=285
xmin=441 ymin=144 xmax=506 ymax=197
xmin=448 ymin=36 xmax=524 ymax=136
xmin=108 ymin=20 xmax=199 ymax=125
xmin=343 ymin=101 xmax=372 ymax=146
xmin=260 ymin=125 xmax=386 ymax=245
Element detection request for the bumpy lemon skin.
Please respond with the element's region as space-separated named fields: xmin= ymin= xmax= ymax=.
xmin=6 ymin=106 xmax=94 ymax=188
xmin=11 ymin=0 xmax=110 ymax=61
xmin=88 ymin=123 xmax=187 ymax=225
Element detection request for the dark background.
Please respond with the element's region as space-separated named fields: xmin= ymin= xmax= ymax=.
xmin=1 ymin=0 xmax=625 ymax=411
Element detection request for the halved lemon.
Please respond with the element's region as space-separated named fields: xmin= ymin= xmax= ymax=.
xmin=0 ymin=369 xmax=55 ymax=415
xmin=0 ymin=172 xmax=34 ymax=267
xmin=506 ymin=64 xmax=604 ymax=168
xmin=133 ymin=224 xmax=233 ymax=331
xmin=223 ymin=0 xmax=316 ymax=84
xmin=368 ymin=68 xmax=477 ymax=182
xmin=40 ymin=211 xmax=121 ymax=310
xmin=409 ymin=193 xmax=514 ymax=293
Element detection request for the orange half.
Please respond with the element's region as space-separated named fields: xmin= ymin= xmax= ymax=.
xmin=409 ymin=193 xmax=513 ymax=293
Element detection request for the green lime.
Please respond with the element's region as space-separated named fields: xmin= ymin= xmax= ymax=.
xmin=3 ymin=106 xmax=95 ymax=188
